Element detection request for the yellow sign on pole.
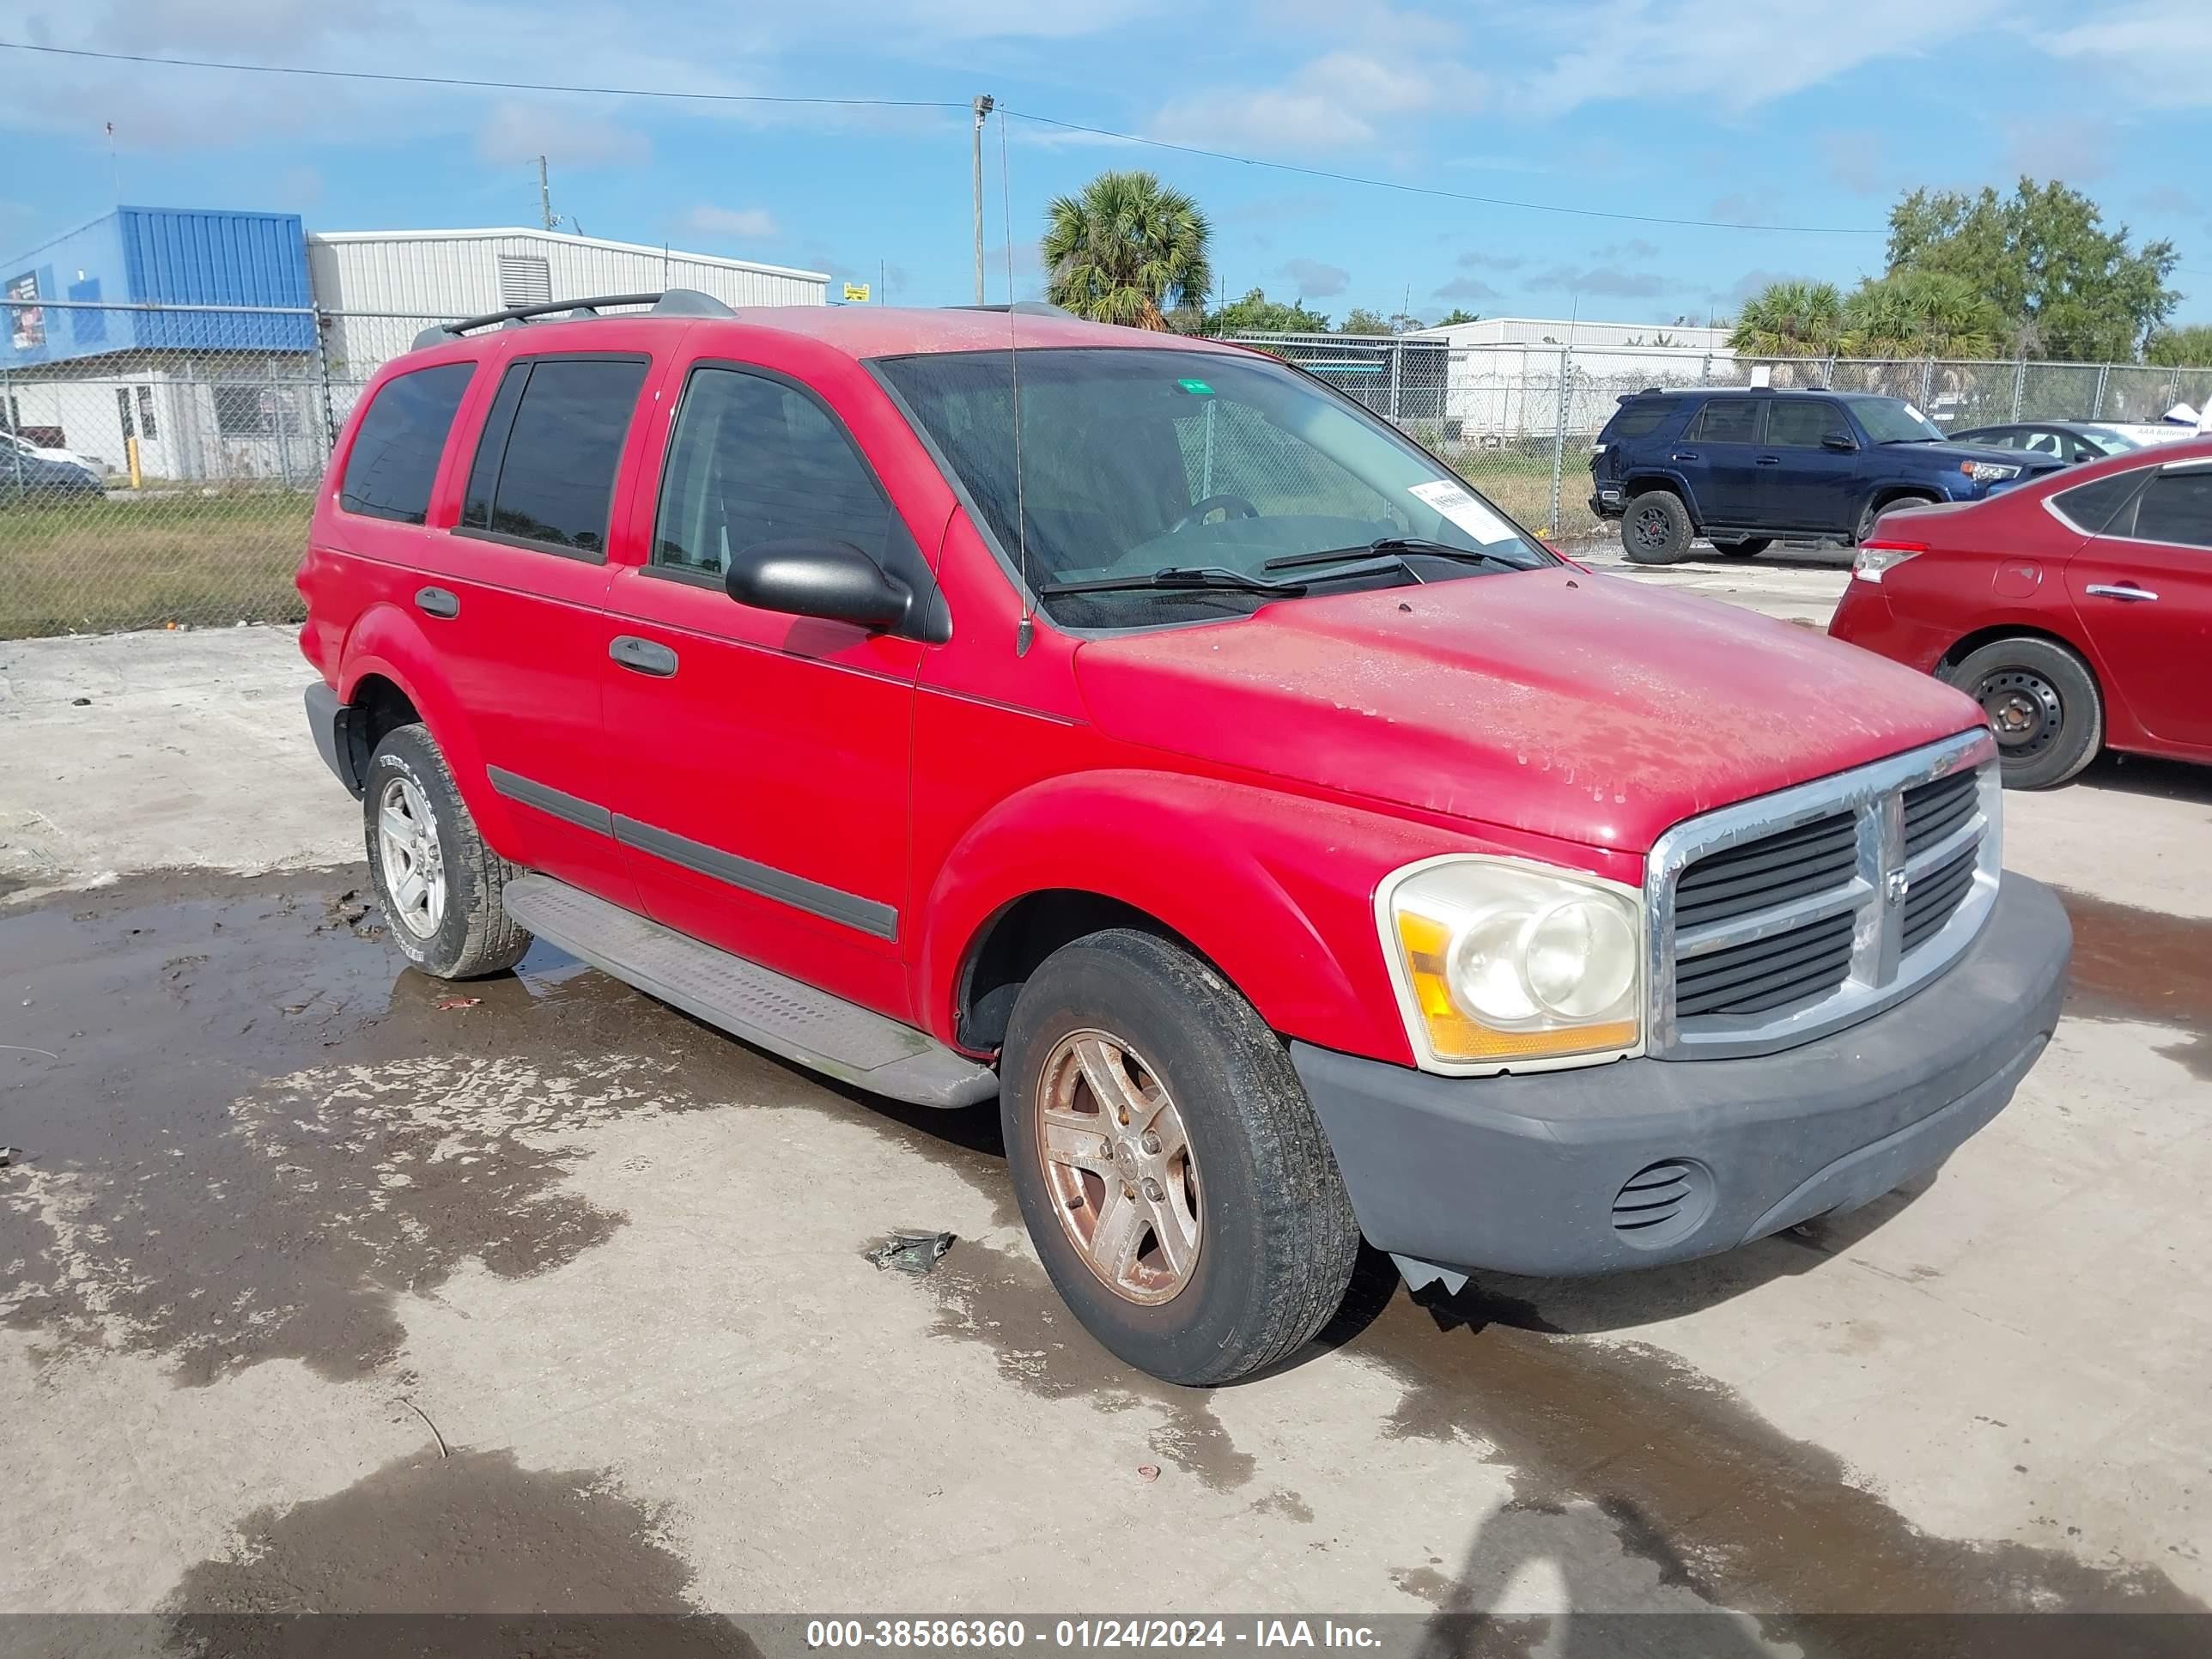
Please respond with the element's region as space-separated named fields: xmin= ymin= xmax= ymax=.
xmin=842 ymin=283 xmax=871 ymax=303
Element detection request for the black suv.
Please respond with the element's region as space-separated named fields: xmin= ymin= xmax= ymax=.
xmin=1589 ymin=387 xmax=2068 ymax=563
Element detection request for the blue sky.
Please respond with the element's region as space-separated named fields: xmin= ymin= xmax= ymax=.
xmin=3 ymin=0 xmax=2209 ymax=331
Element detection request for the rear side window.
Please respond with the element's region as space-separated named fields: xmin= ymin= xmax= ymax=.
xmin=1691 ymin=398 xmax=1762 ymax=443
xmin=2130 ymin=469 xmax=2212 ymax=550
xmin=1599 ymin=398 xmax=1674 ymax=442
xmin=459 ymin=356 xmax=648 ymax=556
xmin=339 ymin=362 xmax=474 ymax=525
xmin=2052 ymin=468 xmax=2149 ymax=535
xmin=653 ymin=367 xmax=892 ymax=576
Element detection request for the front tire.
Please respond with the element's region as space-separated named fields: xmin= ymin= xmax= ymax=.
xmin=1000 ymin=930 xmax=1360 ymax=1386
xmin=363 ymin=723 xmax=532 ymax=977
xmin=1621 ymin=489 xmax=1693 ymax=564
xmin=1943 ymin=637 xmax=2103 ymax=790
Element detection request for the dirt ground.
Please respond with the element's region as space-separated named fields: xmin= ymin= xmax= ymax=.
xmin=3 ymin=572 xmax=2210 ymax=1648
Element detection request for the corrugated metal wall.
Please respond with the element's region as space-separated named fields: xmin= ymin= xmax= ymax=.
xmin=118 ymin=208 xmax=314 ymax=352
xmin=307 ymin=230 xmax=828 ymax=317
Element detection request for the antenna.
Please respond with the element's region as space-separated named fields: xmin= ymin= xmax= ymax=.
xmin=999 ymin=106 xmax=1033 ymax=656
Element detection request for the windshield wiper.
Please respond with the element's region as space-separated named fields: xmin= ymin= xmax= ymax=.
xmin=1263 ymin=537 xmax=1537 ymax=575
xmin=1036 ymin=565 xmax=1310 ymax=599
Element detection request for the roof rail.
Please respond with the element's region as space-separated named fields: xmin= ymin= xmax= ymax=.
xmin=946 ymin=300 xmax=1080 ymax=319
xmin=410 ymin=289 xmax=738 ymax=349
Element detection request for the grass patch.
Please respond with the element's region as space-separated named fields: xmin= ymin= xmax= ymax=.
xmin=0 ymin=489 xmax=313 ymax=639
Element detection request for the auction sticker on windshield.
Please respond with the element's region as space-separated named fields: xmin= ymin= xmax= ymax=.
xmin=1407 ymin=479 xmax=1517 ymax=544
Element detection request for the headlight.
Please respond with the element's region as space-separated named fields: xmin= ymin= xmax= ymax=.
xmin=1963 ymin=460 xmax=2019 ymax=483
xmin=1378 ymin=857 xmax=1644 ymax=1073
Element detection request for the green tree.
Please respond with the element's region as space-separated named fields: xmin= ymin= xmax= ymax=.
xmin=1727 ymin=280 xmax=1845 ymax=356
xmin=1205 ymin=287 xmax=1332 ymax=334
xmin=1042 ymin=171 xmax=1212 ymax=331
xmin=1885 ymin=179 xmax=2177 ymax=360
xmin=2146 ymin=324 xmax=2212 ymax=367
xmin=1434 ymin=308 xmax=1481 ymax=326
xmin=1340 ymin=307 xmax=1392 ymax=335
xmin=1841 ymin=268 xmax=2006 ymax=358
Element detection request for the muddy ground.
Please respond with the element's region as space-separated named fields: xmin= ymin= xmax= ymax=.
xmin=3 ymin=626 xmax=2210 ymax=1651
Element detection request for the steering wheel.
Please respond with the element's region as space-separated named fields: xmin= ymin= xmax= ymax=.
xmin=1167 ymin=494 xmax=1261 ymax=537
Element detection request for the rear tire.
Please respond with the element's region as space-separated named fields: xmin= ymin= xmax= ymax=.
xmin=363 ymin=723 xmax=532 ymax=977
xmin=1712 ymin=536 xmax=1771 ymax=558
xmin=1621 ymin=489 xmax=1693 ymax=564
xmin=1000 ymin=929 xmax=1360 ymax=1386
xmin=1943 ymin=637 xmax=2103 ymax=790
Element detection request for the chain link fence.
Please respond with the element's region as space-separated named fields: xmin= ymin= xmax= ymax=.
xmin=1226 ymin=332 xmax=2212 ymax=545
xmin=4 ymin=301 xmax=2211 ymax=638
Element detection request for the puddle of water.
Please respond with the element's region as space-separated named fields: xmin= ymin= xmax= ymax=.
xmin=2054 ymin=887 xmax=2212 ymax=1082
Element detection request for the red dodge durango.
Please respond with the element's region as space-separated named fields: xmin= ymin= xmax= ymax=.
xmin=300 ymin=292 xmax=2072 ymax=1383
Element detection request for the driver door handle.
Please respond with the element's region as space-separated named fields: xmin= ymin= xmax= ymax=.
xmin=1670 ymin=451 xmax=1699 ymax=462
xmin=1755 ymin=454 xmax=1782 ymax=465
xmin=2084 ymin=583 xmax=2159 ymax=603
xmin=610 ymin=635 xmax=679 ymax=677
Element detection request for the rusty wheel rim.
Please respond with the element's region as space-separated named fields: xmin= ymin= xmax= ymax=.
xmin=1035 ymin=1029 xmax=1201 ymax=1306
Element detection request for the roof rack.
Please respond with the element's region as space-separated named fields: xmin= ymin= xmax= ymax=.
xmin=411 ymin=288 xmax=737 ymax=349
xmin=946 ymin=301 xmax=1079 ymax=319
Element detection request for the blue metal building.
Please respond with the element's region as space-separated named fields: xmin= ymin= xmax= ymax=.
xmin=3 ymin=207 xmax=313 ymax=369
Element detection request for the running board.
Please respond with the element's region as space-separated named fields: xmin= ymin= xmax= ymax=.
xmin=501 ymin=875 xmax=1000 ymax=1109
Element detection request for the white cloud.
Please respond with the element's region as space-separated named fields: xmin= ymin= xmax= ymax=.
xmin=477 ymin=101 xmax=650 ymax=167
xmin=1433 ymin=276 xmax=1502 ymax=302
xmin=684 ymin=204 xmax=781 ymax=240
xmin=2045 ymin=2 xmax=2212 ymax=108
xmin=1149 ymin=47 xmax=1482 ymax=155
xmin=2003 ymin=116 xmax=2117 ymax=183
xmin=1516 ymin=0 xmax=2006 ymax=114
xmin=1531 ymin=264 xmax=1668 ymax=299
xmin=1281 ymin=258 xmax=1349 ymax=297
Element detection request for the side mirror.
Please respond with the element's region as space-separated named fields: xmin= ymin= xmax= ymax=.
xmin=726 ymin=538 xmax=910 ymax=631
xmin=1820 ymin=433 xmax=1858 ymax=453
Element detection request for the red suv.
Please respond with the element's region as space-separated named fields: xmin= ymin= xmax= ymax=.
xmin=300 ymin=291 xmax=2070 ymax=1384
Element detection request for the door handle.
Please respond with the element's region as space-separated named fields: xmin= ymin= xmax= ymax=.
xmin=610 ymin=635 xmax=679 ymax=677
xmin=414 ymin=586 xmax=459 ymax=620
xmin=1670 ymin=451 xmax=1700 ymax=462
xmin=1755 ymin=455 xmax=1782 ymax=465
xmin=2083 ymin=583 xmax=2159 ymax=603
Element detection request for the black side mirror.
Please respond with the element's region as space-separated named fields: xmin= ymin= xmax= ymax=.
xmin=726 ymin=538 xmax=910 ymax=631
xmin=1820 ymin=432 xmax=1857 ymax=453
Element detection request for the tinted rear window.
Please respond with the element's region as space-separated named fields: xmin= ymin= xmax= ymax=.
xmin=2053 ymin=468 xmax=2148 ymax=535
xmin=1691 ymin=398 xmax=1762 ymax=443
xmin=460 ymin=356 xmax=647 ymax=556
xmin=1600 ymin=398 xmax=1674 ymax=441
xmin=339 ymin=363 xmax=474 ymax=525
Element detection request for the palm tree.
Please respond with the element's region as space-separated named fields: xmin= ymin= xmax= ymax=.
xmin=1727 ymin=280 xmax=1845 ymax=358
xmin=1043 ymin=172 xmax=1212 ymax=331
xmin=1841 ymin=270 xmax=2003 ymax=359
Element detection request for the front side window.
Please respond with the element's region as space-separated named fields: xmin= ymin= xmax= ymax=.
xmin=875 ymin=347 xmax=1549 ymax=629
xmin=1764 ymin=399 xmax=1849 ymax=448
xmin=459 ymin=356 xmax=647 ymax=556
xmin=340 ymin=362 xmax=474 ymax=526
xmin=2130 ymin=468 xmax=2212 ymax=550
xmin=1691 ymin=398 xmax=1762 ymax=443
xmin=654 ymin=368 xmax=890 ymax=576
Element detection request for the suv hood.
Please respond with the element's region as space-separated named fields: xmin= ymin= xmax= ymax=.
xmin=1913 ymin=440 xmax=2067 ymax=472
xmin=1073 ymin=568 xmax=1982 ymax=854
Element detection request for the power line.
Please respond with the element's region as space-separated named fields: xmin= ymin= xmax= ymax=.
xmin=998 ymin=110 xmax=1884 ymax=235
xmin=0 ymin=40 xmax=969 ymax=112
xmin=0 ymin=38 xmax=1885 ymax=237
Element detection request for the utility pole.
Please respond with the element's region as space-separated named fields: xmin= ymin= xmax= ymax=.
xmin=538 ymin=156 xmax=554 ymax=232
xmin=971 ymin=94 xmax=994 ymax=305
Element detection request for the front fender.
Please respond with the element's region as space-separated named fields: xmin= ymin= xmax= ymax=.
xmin=917 ymin=770 xmax=1504 ymax=1065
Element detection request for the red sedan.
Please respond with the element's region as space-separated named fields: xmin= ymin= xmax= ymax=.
xmin=1830 ymin=436 xmax=2212 ymax=787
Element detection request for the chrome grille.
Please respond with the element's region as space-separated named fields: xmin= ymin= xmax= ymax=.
xmin=1647 ymin=731 xmax=2002 ymax=1060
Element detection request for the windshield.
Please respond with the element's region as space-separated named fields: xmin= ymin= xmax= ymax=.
xmin=1846 ymin=396 xmax=1946 ymax=445
xmin=875 ymin=347 xmax=1552 ymax=627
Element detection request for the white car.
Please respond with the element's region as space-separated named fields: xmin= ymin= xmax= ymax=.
xmin=1 ymin=430 xmax=108 ymax=475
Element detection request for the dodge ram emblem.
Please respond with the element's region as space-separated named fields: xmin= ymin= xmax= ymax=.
xmin=1886 ymin=869 xmax=1911 ymax=905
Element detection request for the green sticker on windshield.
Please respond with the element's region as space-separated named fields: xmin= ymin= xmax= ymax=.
xmin=1176 ymin=378 xmax=1215 ymax=395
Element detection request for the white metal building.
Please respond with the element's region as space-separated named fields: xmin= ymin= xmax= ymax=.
xmin=1407 ymin=316 xmax=1741 ymax=441
xmin=307 ymin=227 xmax=830 ymax=378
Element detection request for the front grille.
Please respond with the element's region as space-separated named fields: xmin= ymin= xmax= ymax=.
xmin=1649 ymin=733 xmax=2001 ymax=1060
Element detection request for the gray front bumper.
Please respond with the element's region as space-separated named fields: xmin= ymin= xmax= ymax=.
xmin=1292 ymin=873 xmax=2070 ymax=1279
